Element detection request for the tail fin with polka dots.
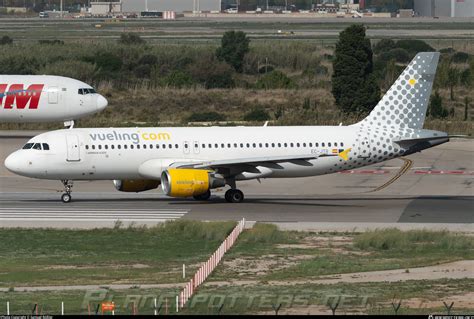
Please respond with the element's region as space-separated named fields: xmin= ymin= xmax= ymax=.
xmin=359 ymin=52 xmax=440 ymax=130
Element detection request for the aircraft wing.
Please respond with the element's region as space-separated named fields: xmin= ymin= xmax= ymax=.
xmin=173 ymin=148 xmax=352 ymax=170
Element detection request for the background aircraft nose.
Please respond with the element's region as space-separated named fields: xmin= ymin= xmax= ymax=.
xmin=4 ymin=152 xmax=21 ymax=174
xmin=97 ymin=95 xmax=108 ymax=110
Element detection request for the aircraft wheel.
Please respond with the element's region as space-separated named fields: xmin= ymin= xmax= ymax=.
xmin=193 ymin=190 xmax=211 ymax=201
xmin=61 ymin=193 xmax=72 ymax=203
xmin=225 ymin=189 xmax=244 ymax=203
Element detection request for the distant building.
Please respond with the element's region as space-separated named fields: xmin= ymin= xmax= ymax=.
xmin=90 ymin=1 xmax=122 ymax=15
xmin=121 ymin=0 xmax=221 ymax=13
xmin=414 ymin=0 xmax=474 ymax=17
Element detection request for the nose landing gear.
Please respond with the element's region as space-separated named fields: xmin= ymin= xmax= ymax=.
xmin=61 ymin=180 xmax=73 ymax=203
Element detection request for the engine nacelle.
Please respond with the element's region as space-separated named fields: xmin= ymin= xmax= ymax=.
xmin=161 ymin=169 xmax=225 ymax=198
xmin=113 ymin=179 xmax=160 ymax=193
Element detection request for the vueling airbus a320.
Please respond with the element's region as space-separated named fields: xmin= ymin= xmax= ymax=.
xmin=5 ymin=53 xmax=450 ymax=203
xmin=0 ymin=75 xmax=108 ymax=124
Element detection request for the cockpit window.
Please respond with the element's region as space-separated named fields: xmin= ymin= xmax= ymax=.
xmin=42 ymin=143 xmax=50 ymax=150
xmin=32 ymin=143 xmax=42 ymax=150
xmin=22 ymin=143 xmax=34 ymax=149
xmin=78 ymin=88 xmax=97 ymax=95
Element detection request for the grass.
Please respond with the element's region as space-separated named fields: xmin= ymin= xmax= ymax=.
xmin=0 ymin=220 xmax=236 ymax=287
xmin=210 ymin=226 xmax=474 ymax=282
xmin=1 ymin=279 xmax=472 ymax=314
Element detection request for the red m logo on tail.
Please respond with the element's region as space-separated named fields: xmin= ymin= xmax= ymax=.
xmin=0 ymin=84 xmax=44 ymax=109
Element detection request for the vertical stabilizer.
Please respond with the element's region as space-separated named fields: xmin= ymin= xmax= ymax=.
xmin=359 ymin=52 xmax=440 ymax=130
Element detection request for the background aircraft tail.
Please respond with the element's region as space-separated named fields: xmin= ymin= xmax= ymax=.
xmin=358 ymin=52 xmax=440 ymax=130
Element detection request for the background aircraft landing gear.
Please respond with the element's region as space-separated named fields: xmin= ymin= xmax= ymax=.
xmin=225 ymin=189 xmax=244 ymax=203
xmin=193 ymin=190 xmax=211 ymax=201
xmin=60 ymin=180 xmax=73 ymax=203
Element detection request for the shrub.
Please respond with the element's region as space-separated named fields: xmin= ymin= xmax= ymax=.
xmin=243 ymin=107 xmax=270 ymax=121
xmin=439 ymin=48 xmax=455 ymax=54
xmin=37 ymin=60 xmax=96 ymax=82
xmin=240 ymin=223 xmax=287 ymax=244
xmin=138 ymin=54 xmax=158 ymax=65
xmin=428 ymin=91 xmax=448 ymax=118
xmin=164 ymin=70 xmax=194 ymax=88
xmin=451 ymin=51 xmax=470 ymax=63
xmin=134 ymin=64 xmax=151 ymax=78
xmin=379 ymin=48 xmax=411 ymax=63
xmin=94 ymin=52 xmax=122 ymax=72
xmin=187 ymin=111 xmax=226 ymax=122
xmin=373 ymin=39 xmax=396 ymax=54
xmin=395 ymin=39 xmax=434 ymax=54
xmin=118 ymin=33 xmax=145 ymax=45
xmin=255 ymin=70 xmax=294 ymax=89
xmin=0 ymin=35 xmax=13 ymax=45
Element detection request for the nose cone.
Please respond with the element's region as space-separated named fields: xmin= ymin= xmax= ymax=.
xmin=97 ymin=95 xmax=108 ymax=111
xmin=4 ymin=151 xmax=22 ymax=175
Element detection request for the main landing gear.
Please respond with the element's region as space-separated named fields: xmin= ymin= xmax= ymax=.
xmin=61 ymin=180 xmax=73 ymax=203
xmin=225 ymin=189 xmax=244 ymax=203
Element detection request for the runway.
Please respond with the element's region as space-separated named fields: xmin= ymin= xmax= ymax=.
xmin=0 ymin=135 xmax=473 ymax=230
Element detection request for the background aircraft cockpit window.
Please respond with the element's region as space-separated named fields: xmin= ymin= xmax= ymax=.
xmin=32 ymin=143 xmax=42 ymax=150
xmin=42 ymin=143 xmax=50 ymax=150
xmin=22 ymin=143 xmax=34 ymax=150
xmin=78 ymin=88 xmax=97 ymax=95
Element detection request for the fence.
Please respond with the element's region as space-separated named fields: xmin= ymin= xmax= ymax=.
xmin=178 ymin=218 xmax=246 ymax=310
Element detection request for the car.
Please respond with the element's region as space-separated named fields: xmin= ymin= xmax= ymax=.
xmin=39 ymin=12 xmax=49 ymax=18
xmin=225 ymin=8 xmax=238 ymax=13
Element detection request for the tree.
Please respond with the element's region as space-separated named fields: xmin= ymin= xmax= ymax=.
xmin=255 ymin=70 xmax=294 ymax=89
xmin=447 ymin=66 xmax=460 ymax=101
xmin=331 ymin=24 xmax=380 ymax=115
xmin=427 ymin=91 xmax=448 ymax=119
xmin=216 ymin=30 xmax=250 ymax=73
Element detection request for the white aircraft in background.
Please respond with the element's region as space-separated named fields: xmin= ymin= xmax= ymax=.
xmin=0 ymin=75 xmax=108 ymax=125
xmin=5 ymin=53 xmax=449 ymax=203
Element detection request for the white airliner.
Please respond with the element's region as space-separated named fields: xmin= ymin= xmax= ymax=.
xmin=0 ymin=75 xmax=108 ymax=124
xmin=5 ymin=52 xmax=449 ymax=203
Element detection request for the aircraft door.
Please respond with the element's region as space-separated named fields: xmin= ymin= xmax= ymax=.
xmin=357 ymin=129 xmax=371 ymax=158
xmin=193 ymin=141 xmax=200 ymax=154
xmin=66 ymin=135 xmax=81 ymax=162
xmin=48 ymin=86 xmax=59 ymax=104
xmin=183 ymin=141 xmax=190 ymax=155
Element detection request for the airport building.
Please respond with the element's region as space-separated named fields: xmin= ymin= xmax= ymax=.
xmin=414 ymin=0 xmax=474 ymax=17
xmin=121 ymin=0 xmax=221 ymax=13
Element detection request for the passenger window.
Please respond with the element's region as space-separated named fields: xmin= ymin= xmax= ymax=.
xmin=92 ymin=145 xmax=96 ymax=150
xmin=168 ymin=144 xmax=172 ymax=149
xmin=227 ymin=143 xmax=231 ymax=148
xmin=341 ymin=142 xmax=344 ymax=147
xmin=22 ymin=143 xmax=34 ymax=150
xmin=290 ymin=143 xmax=294 ymax=147
xmin=296 ymin=143 xmax=300 ymax=147
xmin=246 ymin=143 xmax=250 ymax=148
xmin=221 ymin=143 xmax=225 ymax=148
xmin=240 ymin=143 xmax=243 ymax=148
xmin=202 ymin=144 xmax=206 ymax=149
xmin=32 ymin=143 xmax=42 ymax=150
xmin=278 ymin=143 xmax=281 ymax=147
xmin=98 ymin=145 xmax=102 ymax=150
xmin=143 ymin=144 xmax=147 ymax=149
xmin=85 ymin=145 xmax=89 ymax=150
xmin=104 ymin=145 xmax=108 ymax=150
xmin=234 ymin=143 xmax=237 ymax=148
xmin=111 ymin=145 xmax=115 ymax=150
xmin=118 ymin=145 xmax=121 ymax=149
xmin=284 ymin=143 xmax=288 ymax=147
xmin=124 ymin=145 xmax=128 ymax=149
xmin=303 ymin=143 xmax=306 ymax=147
xmin=215 ymin=143 xmax=218 ymax=148
xmin=316 ymin=143 xmax=319 ymax=147
xmin=259 ymin=143 xmax=262 ymax=148
xmin=328 ymin=143 xmax=332 ymax=147
xmin=137 ymin=145 xmax=140 ymax=149
xmin=252 ymin=143 xmax=256 ymax=148
xmin=309 ymin=143 xmax=313 ymax=147
xmin=322 ymin=143 xmax=325 ymax=147
xmin=175 ymin=144 xmax=178 ymax=149
xmin=265 ymin=143 xmax=269 ymax=147
xmin=208 ymin=144 xmax=212 ymax=148
xmin=271 ymin=143 xmax=275 ymax=147
xmin=334 ymin=142 xmax=338 ymax=147
xmin=163 ymin=144 xmax=166 ymax=149
xmin=131 ymin=145 xmax=134 ymax=150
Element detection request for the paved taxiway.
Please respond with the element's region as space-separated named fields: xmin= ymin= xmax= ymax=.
xmin=0 ymin=134 xmax=473 ymax=230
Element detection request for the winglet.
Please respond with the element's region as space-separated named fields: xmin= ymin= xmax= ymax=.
xmin=338 ymin=148 xmax=351 ymax=161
